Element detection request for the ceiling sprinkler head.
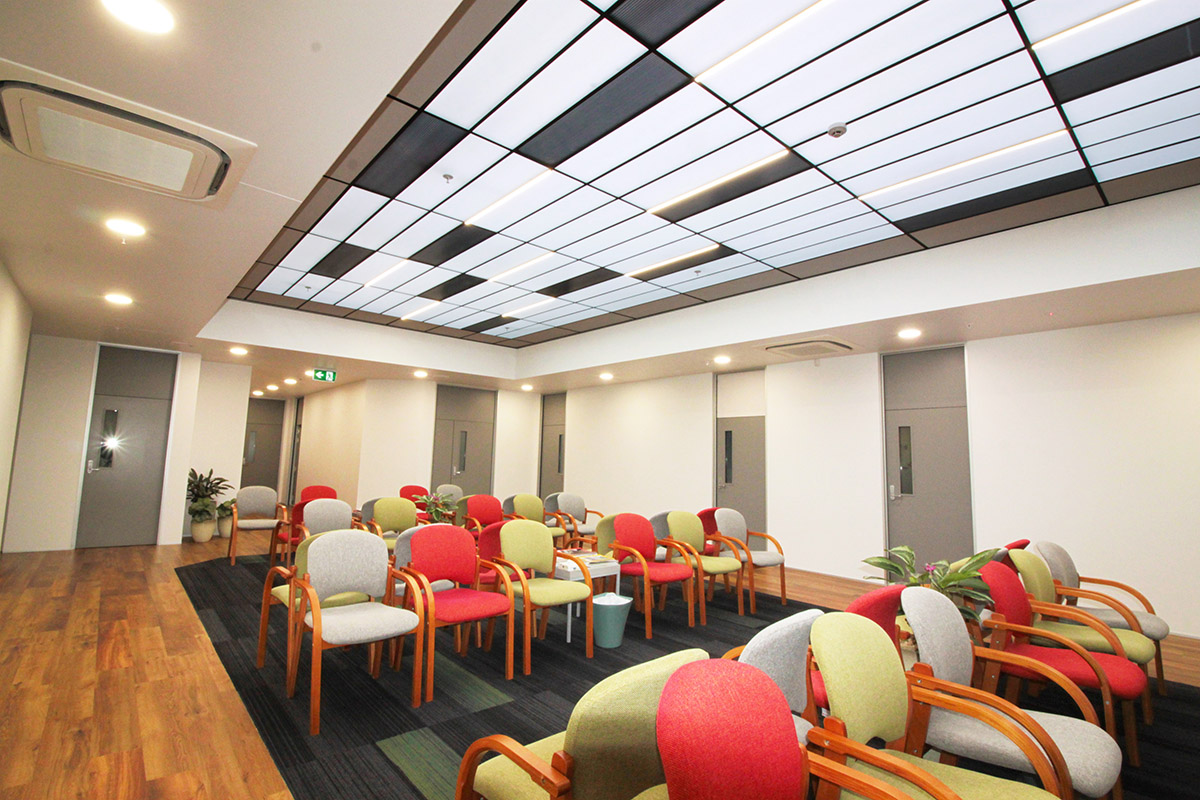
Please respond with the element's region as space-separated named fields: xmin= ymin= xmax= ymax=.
xmin=442 ymin=173 xmax=454 ymax=183
xmin=827 ymin=123 xmax=848 ymax=138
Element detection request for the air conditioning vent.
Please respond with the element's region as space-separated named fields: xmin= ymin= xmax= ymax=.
xmin=766 ymin=339 xmax=855 ymax=359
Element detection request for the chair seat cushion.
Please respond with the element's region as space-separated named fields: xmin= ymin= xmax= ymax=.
xmin=1003 ymin=642 xmax=1148 ymax=698
xmin=721 ymin=548 xmax=785 ymax=567
xmin=792 ymin=713 xmax=813 ymax=740
xmin=548 ymin=519 xmax=597 ymax=536
xmin=275 ymin=530 xmax=302 ymax=543
xmin=697 ymin=554 xmax=742 ymax=576
xmin=847 ymin=750 xmax=1057 ymax=799
xmin=305 ymin=602 xmax=420 ymax=646
xmin=630 ymin=786 xmax=668 ymax=800
xmin=1032 ymin=620 xmax=1156 ymax=664
xmin=1080 ymin=607 xmax=1169 ymax=640
xmin=473 ymin=732 xmax=565 ymax=800
xmin=237 ymin=518 xmax=279 ymax=530
xmin=926 ymin=705 xmax=1121 ymax=797
xmin=395 ymin=578 xmax=454 ymax=597
xmin=270 ymin=585 xmax=368 ymax=610
xmin=513 ymin=577 xmax=591 ymax=606
xmin=620 ymin=561 xmax=692 ymax=583
xmin=432 ymin=587 xmax=512 ymax=624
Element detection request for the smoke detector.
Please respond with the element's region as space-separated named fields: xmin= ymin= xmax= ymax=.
xmin=827 ymin=123 xmax=848 ymax=138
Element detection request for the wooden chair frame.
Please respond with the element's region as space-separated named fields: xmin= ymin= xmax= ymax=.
xmin=494 ymin=552 xmax=593 ymax=675
xmin=228 ymin=500 xmax=287 ymax=565
xmin=701 ymin=531 xmax=748 ymax=615
xmin=608 ymin=538 xmax=695 ymax=638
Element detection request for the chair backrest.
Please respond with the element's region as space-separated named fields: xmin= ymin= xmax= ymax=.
xmin=900 ymin=587 xmax=974 ymax=686
xmin=609 ymin=513 xmax=657 ymax=562
xmin=458 ymin=494 xmax=503 ymax=527
xmin=503 ymin=493 xmax=544 ymax=520
xmin=563 ymin=648 xmax=708 ymax=800
xmin=305 ymin=529 xmax=389 ymax=600
xmin=650 ymin=510 xmax=704 ymax=554
xmin=373 ymin=497 xmax=418 ymax=533
xmin=300 ymin=484 xmax=337 ymax=502
xmin=810 ymin=613 xmax=908 ymax=744
xmin=399 ymin=484 xmax=428 ymax=510
xmin=738 ymin=608 xmax=823 ymax=716
xmin=304 ymin=498 xmax=354 ymax=536
xmin=697 ymin=507 xmax=748 ymax=544
xmin=997 ymin=538 xmax=1030 ymax=569
xmin=979 ymin=561 xmax=1033 ymax=626
xmin=235 ymin=485 xmax=277 ymax=517
xmin=436 ymin=483 xmax=464 ymax=505
xmin=499 ymin=519 xmax=555 ymax=574
xmin=478 ymin=521 xmax=505 ymax=562
xmin=391 ymin=526 xmax=422 ymax=568
xmin=1008 ymin=549 xmax=1057 ymax=604
xmin=845 ymin=584 xmax=906 ymax=648
xmin=359 ymin=498 xmax=382 ymax=525
xmin=658 ymin=659 xmax=806 ymax=800
xmin=545 ymin=492 xmax=586 ymax=521
xmin=411 ymin=524 xmax=477 ymax=585
xmin=1031 ymin=541 xmax=1080 ymax=589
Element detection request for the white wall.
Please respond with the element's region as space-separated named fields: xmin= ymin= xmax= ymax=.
xmin=967 ymin=314 xmax=1200 ymax=637
xmin=0 ymin=259 xmax=32 ymax=551
xmin=493 ymin=389 xmax=541 ymax=501
xmin=765 ymin=355 xmax=887 ymax=578
xmin=3 ymin=336 xmax=96 ymax=552
xmin=357 ymin=379 xmax=437 ymax=503
xmin=163 ymin=353 xmax=200 ymax=544
xmin=295 ymin=381 xmax=366 ymax=505
xmin=565 ymin=373 xmax=713 ymax=517
xmin=717 ymin=370 xmax=765 ymax=418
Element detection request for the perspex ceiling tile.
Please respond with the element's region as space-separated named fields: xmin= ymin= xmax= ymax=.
xmin=758 ymin=223 xmax=901 ymax=268
xmin=678 ymin=168 xmax=834 ymax=234
xmin=395 ymin=135 xmax=508 ymax=211
xmin=378 ymin=212 xmax=460 ymax=258
xmin=279 ymin=233 xmax=339 ymax=271
xmin=1062 ymin=55 xmax=1200 ymax=125
xmin=346 ymin=200 xmax=425 ymax=250
xmin=700 ymin=183 xmax=856 ymax=244
xmin=309 ymin=187 xmax=389 ymax=242
xmin=1074 ymin=88 xmax=1200 ymax=147
xmin=1023 ymin=0 xmax=1199 ymax=74
xmin=1092 ymin=138 xmax=1200 ymax=181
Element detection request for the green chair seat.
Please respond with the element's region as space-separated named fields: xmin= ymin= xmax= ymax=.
xmin=512 ymin=577 xmax=591 ymax=606
xmin=629 ymin=786 xmax=668 ymax=800
xmin=847 ymin=752 xmax=1056 ymax=799
xmin=270 ymin=584 xmax=369 ymax=610
xmin=473 ymin=733 xmax=565 ymax=800
xmin=1032 ymin=620 xmax=1156 ymax=664
xmin=696 ymin=554 xmax=742 ymax=576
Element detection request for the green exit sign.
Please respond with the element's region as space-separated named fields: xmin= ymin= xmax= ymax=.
xmin=312 ymin=369 xmax=337 ymax=383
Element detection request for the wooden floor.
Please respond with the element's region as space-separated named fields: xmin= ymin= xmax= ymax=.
xmin=0 ymin=534 xmax=1195 ymax=800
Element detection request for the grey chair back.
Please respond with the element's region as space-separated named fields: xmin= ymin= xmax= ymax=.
xmin=304 ymin=498 xmax=353 ymax=535
xmin=546 ymin=492 xmax=586 ymax=521
xmin=392 ymin=525 xmax=422 ymax=568
xmin=900 ymin=586 xmax=974 ymax=685
xmin=435 ymin=483 xmax=463 ymax=505
xmin=738 ymin=609 xmax=822 ymax=715
xmin=712 ymin=507 xmax=749 ymax=544
xmin=1032 ymin=541 xmax=1081 ymax=588
xmin=359 ymin=497 xmax=382 ymax=525
xmin=649 ymin=511 xmax=671 ymax=540
xmin=236 ymin=485 xmax=277 ymax=517
xmin=306 ymin=529 xmax=389 ymax=600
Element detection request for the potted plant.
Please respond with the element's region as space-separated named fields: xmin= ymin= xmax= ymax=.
xmin=216 ymin=499 xmax=235 ymax=538
xmin=413 ymin=492 xmax=455 ymax=523
xmin=863 ymin=545 xmax=998 ymax=623
xmin=187 ymin=468 xmax=232 ymax=543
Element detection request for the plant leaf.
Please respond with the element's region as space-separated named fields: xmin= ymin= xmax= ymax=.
xmin=863 ymin=556 xmax=904 ymax=577
xmin=959 ymin=549 xmax=1001 ymax=574
xmin=888 ymin=546 xmax=916 ymax=571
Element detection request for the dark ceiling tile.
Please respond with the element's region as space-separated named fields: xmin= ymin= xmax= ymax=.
xmin=247 ymin=291 xmax=305 ymax=309
xmin=257 ymin=228 xmax=304 ymax=266
xmin=536 ymin=267 xmax=622 ymax=297
xmin=559 ymin=311 xmax=633 ymax=332
xmin=463 ymin=315 xmax=509 ymax=333
xmin=518 ymin=53 xmax=691 ymax=166
xmin=286 ymin=178 xmax=349 ymax=231
xmin=298 ymin=300 xmax=355 ymax=317
xmin=1047 ymin=21 xmax=1200 ymax=104
xmin=655 ymin=153 xmax=812 ymax=223
xmin=385 ymin=317 xmax=437 ymax=331
xmin=420 ymin=273 xmax=487 ymax=301
xmin=327 ymin=99 xmax=417 ymax=184
xmin=1101 ymin=155 xmax=1200 ymax=204
xmin=464 ymin=332 xmax=510 ymax=344
xmin=912 ymin=186 xmax=1104 ymax=248
xmin=687 ymin=269 xmax=794 ymax=301
xmin=780 ymin=236 xmax=922 ymax=280
xmin=619 ymin=293 xmax=703 ymax=318
xmin=347 ymin=309 xmax=400 ymax=325
xmin=610 ymin=0 xmax=724 ymax=47
xmin=355 ymin=112 xmax=469 ymax=197
xmin=891 ymin=170 xmax=1095 ymax=234
xmin=227 ymin=286 xmax=251 ymax=300
xmin=410 ymin=224 xmax=496 ymax=266
xmin=237 ymin=261 xmax=274 ymax=290
xmin=310 ymin=242 xmax=375 ymax=278
xmin=632 ymin=244 xmax=737 ymax=281
xmin=427 ymin=325 xmax=475 ymax=339
xmin=516 ymin=327 xmax=574 ymax=344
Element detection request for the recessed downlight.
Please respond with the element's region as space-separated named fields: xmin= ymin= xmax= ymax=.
xmin=413 ymin=370 xmax=428 ymax=379
xmin=105 ymin=218 xmax=146 ymax=238
xmin=520 ymin=384 xmax=533 ymax=392
xmin=266 ymin=384 xmax=279 ymax=391
xmin=283 ymin=378 xmax=297 ymax=385
xmin=251 ymin=390 xmax=264 ymax=397
xmin=898 ymin=328 xmax=922 ymax=340
xmin=229 ymin=346 xmax=248 ymax=356
xmin=102 ymin=0 xmax=175 ymax=34
xmin=104 ymin=293 xmax=132 ymax=305
xmin=713 ymin=355 xmax=732 ymax=365
xmin=599 ymin=372 xmax=614 ymax=381
xmin=304 ymin=369 xmax=314 ymax=377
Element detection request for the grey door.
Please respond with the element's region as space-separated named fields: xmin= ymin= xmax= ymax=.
xmin=76 ymin=347 xmax=176 ymax=548
xmin=241 ymin=398 xmax=284 ymax=490
xmin=539 ymin=393 xmax=565 ymax=498
xmin=716 ymin=416 xmax=767 ymax=538
xmin=431 ymin=386 xmax=495 ymax=496
xmin=883 ymin=348 xmax=974 ymax=569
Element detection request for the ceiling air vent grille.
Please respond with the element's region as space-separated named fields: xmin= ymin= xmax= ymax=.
xmin=766 ymin=339 xmax=855 ymax=359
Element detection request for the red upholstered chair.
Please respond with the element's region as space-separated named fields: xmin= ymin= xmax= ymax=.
xmin=980 ymin=560 xmax=1149 ymax=765
xmin=657 ymin=659 xmax=911 ymax=800
xmin=300 ymin=484 xmax=337 ymax=502
xmin=595 ymin=513 xmax=695 ymax=638
xmin=399 ymin=484 xmax=431 ymax=521
xmin=456 ymin=494 xmax=511 ymax=535
xmin=269 ymin=499 xmax=311 ymax=567
xmin=409 ymin=524 xmax=515 ymax=702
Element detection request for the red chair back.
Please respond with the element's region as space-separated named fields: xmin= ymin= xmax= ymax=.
xmin=998 ymin=538 xmax=1030 ymax=569
xmin=478 ymin=521 xmax=505 ymax=562
xmin=411 ymin=524 xmax=476 ymax=585
xmin=466 ymin=494 xmax=504 ymax=527
xmin=612 ymin=513 xmax=656 ymax=561
xmin=980 ymin=561 xmax=1034 ymax=626
xmin=658 ymin=660 xmax=805 ymax=799
xmin=845 ymin=584 xmax=905 ymax=647
xmin=300 ymin=485 xmax=337 ymax=502
xmin=399 ymin=484 xmax=429 ymax=510
xmin=696 ymin=507 xmax=720 ymax=536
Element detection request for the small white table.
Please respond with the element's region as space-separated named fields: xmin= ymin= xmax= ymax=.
xmin=554 ymin=551 xmax=621 ymax=643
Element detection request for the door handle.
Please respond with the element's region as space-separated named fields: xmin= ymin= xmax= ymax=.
xmin=87 ymin=459 xmax=96 ymax=475
xmin=888 ymin=484 xmax=897 ymax=501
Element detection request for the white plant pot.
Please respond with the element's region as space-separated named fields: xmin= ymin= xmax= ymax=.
xmin=191 ymin=519 xmax=217 ymax=543
xmin=217 ymin=517 xmax=233 ymax=538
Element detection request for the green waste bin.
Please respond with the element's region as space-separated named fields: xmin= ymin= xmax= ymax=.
xmin=592 ymin=592 xmax=632 ymax=648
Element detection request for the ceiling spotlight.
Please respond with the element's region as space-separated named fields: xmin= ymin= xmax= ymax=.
xmin=713 ymin=355 xmax=732 ymax=365
xmin=283 ymin=378 xmax=297 ymax=385
xmin=599 ymin=372 xmax=614 ymax=381
xmin=105 ymin=218 xmax=146 ymax=238
xmin=898 ymin=328 xmax=922 ymax=340
xmin=104 ymin=293 xmax=133 ymax=305
xmin=520 ymin=384 xmax=533 ymax=392
xmin=304 ymin=369 xmax=314 ymax=377
xmin=229 ymin=346 xmax=248 ymax=356
xmin=102 ymin=0 xmax=175 ymax=34
xmin=251 ymin=390 xmax=264 ymax=396
xmin=266 ymin=384 xmax=279 ymax=391
xmin=413 ymin=370 xmax=428 ymax=379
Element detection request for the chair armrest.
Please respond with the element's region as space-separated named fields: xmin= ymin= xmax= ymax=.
xmin=806 ymin=722 xmax=962 ymax=800
xmin=355 ymin=520 xmax=383 ymax=536
xmin=275 ymin=503 xmax=289 ymax=520
xmin=585 ymin=509 xmax=603 ymax=521
xmin=971 ymin=646 xmax=1099 ymax=725
xmin=982 ymin=618 xmax=1115 ymax=705
xmin=656 ymin=538 xmax=695 ymax=568
xmin=554 ymin=552 xmax=594 ymax=594
xmin=747 ymin=529 xmax=785 ymax=555
xmin=478 ymin=559 xmax=516 ymax=601
xmin=1080 ymin=576 xmax=1157 ymax=614
xmin=1055 ymin=584 xmax=1142 ymax=633
xmin=495 ymin=557 xmax=532 ymax=607
xmin=709 ymin=533 xmax=750 ymax=562
xmin=292 ymin=576 xmax=321 ymax=639
xmin=504 ymin=512 xmax=525 ymax=521
xmin=464 ymin=516 xmax=482 ymax=533
xmin=721 ymin=645 xmax=744 ymax=660
xmin=608 ymin=542 xmax=642 ymax=568
xmin=454 ymin=734 xmax=570 ymax=800
xmin=807 ymin=751 xmax=918 ymax=800
xmin=1029 ymin=600 xmax=1127 ymax=658
xmin=390 ymin=566 xmax=427 ymax=622
xmin=562 ymin=534 xmax=597 ymax=551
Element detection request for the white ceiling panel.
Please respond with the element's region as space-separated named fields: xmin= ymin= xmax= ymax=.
xmin=475 ymin=20 xmax=645 ymax=147
xmin=494 ymin=320 xmax=552 ymax=339
xmin=769 ymin=17 xmax=1024 ymax=148
xmin=745 ymin=212 xmax=889 ymax=260
xmin=1063 ymin=56 xmax=1200 ymax=125
xmin=626 ymin=134 xmax=784 ymax=211
xmin=474 ymin=170 xmax=582 ymax=231
xmin=395 ymin=135 xmax=508 ymax=210
xmin=309 ymin=187 xmax=389 ymax=241
xmin=1024 ymin=0 xmax=1199 ymax=74
xmin=591 ymin=109 xmax=755 ymax=197
xmin=584 ymin=226 xmax=699 ymax=269
xmin=310 ymin=279 xmax=362 ymax=306
xmin=278 ymin=233 xmax=339 ymax=271
xmin=440 ymin=309 xmax=504 ymax=329
xmin=560 ymin=275 xmax=640 ymax=302
xmin=392 ymin=266 xmax=456 ymax=296
xmin=469 ymin=285 xmax=530 ymax=310
xmin=468 ymin=244 xmax=558 ymax=281
xmin=1075 ymin=89 xmax=1200 ymax=146
xmin=559 ymin=212 xmax=669 ymax=260
xmin=526 ymin=303 xmax=606 ymax=326
xmin=435 ymin=234 xmax=523 ymax=275
xmin=737 ymin=0 xmax=1003 ymax=126
xmin=346 ymin=201 xmax=425 ymax=250
xmin=591 ymin=284 xmax=677 ymax=312
xmin=516 ymin=259 xmax=600 ymax=291
xmin=435 ymin=154 xmax=547 ymax=224
xmin=678 ymin=169 xmax=834 ymax=232
xmin=661 ymin=260 xmax=773 ymax=293
xmin=650 ymin=253 xmax=755 ymax=287
xmin=359 ymin=290 xmax=412 ymax=315
xmin=701 ymin=183 xmax=858 ymax=243
xmin=1093 ymin=137 xmax=1200 ymax=180
xmin=725 ymin=199 xmax=873 ymax=251
xmin=388 ymin=296 xmax=445 ymax=320
xmin=660 ymin=0 xmax=821 ymax=77
xmin=425 ymin=0 xmax=597 ymax=129
xmin=345 ymin=258 xmax=427 ymax=291
xmin=502 ymin=185 xmax=612 ymax=242
xmin=1084 ymin=116 xmax=1200 ymax=165
xmin=339 ymin=252 xmax=411 ymax=286
xmin=606 ymin=235 xmax=720 ymax=275
xmin=335 ymin=285 xmax=389 ymax=310
xmin=257 ymin=266 xmax=305 ymax=294
xmin=759 ymin=223 xmax=901 ymax=268
xmin=530 ymin=198 xmax=642 ymax=251
xmin=498 ymin=294 xmax=568 ymax=319
xmin=557 ymin=84 xmax=725 ymax=182
xmin=282 ymin=274 xmax=333 ymax=300
xmin=378 ymin=212 xmax=460 ymax=258
xmin=422 ymin=303 xmax=474 ymax=326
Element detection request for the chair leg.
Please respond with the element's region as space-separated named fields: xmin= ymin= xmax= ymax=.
xmin=779 ymin=564 xmax=788 ymax=605
xmin=411 ymin=622 xmax=424 ymax=709
xmin=656 ymin=583 xmax=667 ymax=611
xmin=309 ymin=640 xmax=323 ymax=735
xmin=484 ymin=618 xmax=496 ymax=651
xmin=369 ymin=640 xmax=383 ymax=679
xmin=734 ymin=569 xmax=744 ymax=616
xmin=391 ymin=632 xmax=406 ymax=671
xmin=706 ymin=575 xmax=715 ymax=601
xmin=424 ymin=627 xmax=437 ymax=703
xmin=1140 ymin=680 xmax=1154 ymax=726
xmin=697 ymin=571 xmax=707 ymax=625
xmin=684 ymin=578 xmax=694 ymax=628
xmin=1154 ymin=642 xmax=1167 ymax=695
xmin=228 ymin=526 xmax=238 ymax=565
xmin=1122 ymin=699 xmax=1140 ymax=767
xmin=643 ymin=576 xmax=654 ymax=639
xmin=747 ymin=563 xmax=756 ymax=615
xmin=256 ymin=590 xmax=276 ymax=669
xmin=268 ymin=535 xmax=278 ymax=567
xmin=1004 ymin=676 xmax=1022 ymax=705
xmin=584 ymin=598 xmax=593 ymax=658
xmin=522 ymin=602 xmax=533 ymax=676
xmin=537 ymin=607 xmax=549 ymax=639
xmin=286 ymin=618 xmax=302 ymax=698
xmin=504 ymin=610 xmax=514 ymax=681
xmin=723 ymin=573 xmax=730 ymax=592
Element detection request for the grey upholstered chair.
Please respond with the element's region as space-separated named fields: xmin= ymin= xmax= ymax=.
xmin=227 ymin=485 xmax=285 ymax=565
xmin=901 ymin=586 xmax=1122 ymax=799
xmin=700 ymin=506 xmax=787 ymax=613
xmin=735 ymin=608 xmax=822 ymax=739
xmin=544 ymin=492 xmax=602 ymax=539
xmin=359 ymin=497 xmax=382 ymax=527
xmin=1034 ymin=540 xmax=1169 ymax=692
xmin=435 ymin=483 xmax=464 ymax=506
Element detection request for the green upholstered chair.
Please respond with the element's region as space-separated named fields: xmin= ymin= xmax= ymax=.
xmin=807 ymin=612 xmax=1064 ymax=800
xmin=495 ymin=519 xmax=594 ymax=674
xmin=368 ymin=496 xmax=421 ymax=550
xmin=1033 ymin=540 xmax=1169 ymax=693
xmin=503 ymin=493 xmax=555 ymax=525
xmin=455 ymin=648 xmax=708 ymax=800
xmin=650 ymin=510 xmax=745 ymax=616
